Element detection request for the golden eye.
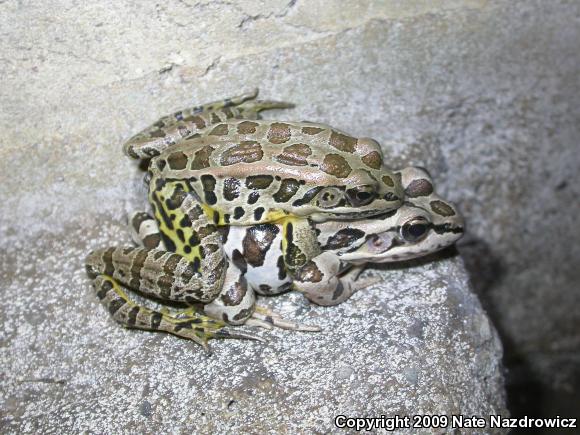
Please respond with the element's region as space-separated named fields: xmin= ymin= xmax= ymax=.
xmin=346 ymin=185 xmax=376 ymax=207
xmin=317 ymin=187 xmax=343 ymax=208
xmin=401 ymin=217 xmax=430 ymax=242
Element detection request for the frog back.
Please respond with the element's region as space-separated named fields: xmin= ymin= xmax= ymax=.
xmin=150 ymin=120 xmax=403 ymax=225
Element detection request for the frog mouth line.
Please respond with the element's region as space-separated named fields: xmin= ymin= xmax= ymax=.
xmin=339 ymin=223 xmax=464 ymax=259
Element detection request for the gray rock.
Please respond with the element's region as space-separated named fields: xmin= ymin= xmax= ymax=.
xmin=4 ymin=0 xmax=578 ymax=428
xmin=0 ymin=216 xmax=506 ymax=433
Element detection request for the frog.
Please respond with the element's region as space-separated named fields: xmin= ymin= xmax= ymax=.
xmin=85 ymin=165 xmax=464 ymax=351
xmin=91 ymin=90 xmax=405 ymax=324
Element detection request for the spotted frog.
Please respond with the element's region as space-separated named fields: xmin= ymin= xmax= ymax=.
xmin=86 ymin=175 xmax=463 ymax=351
xmin=85 ymin=91 xmax=463 ymax=351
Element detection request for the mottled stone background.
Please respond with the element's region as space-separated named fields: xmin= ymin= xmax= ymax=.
xmin=1 ymin=0 xmax=579 ymax=431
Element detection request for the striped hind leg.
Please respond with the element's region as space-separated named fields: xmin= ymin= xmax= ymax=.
xmin=123 ymin=89 xmax=293 ymax=159
xmin=91 ymin=275 xmax=262 ymax=352
xmin=129 ymin=212 xmax=262 ymax=327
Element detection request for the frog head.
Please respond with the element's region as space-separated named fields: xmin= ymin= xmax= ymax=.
xmin=317 ymin=167 xmax=465 ymax=264
xmin=287 ymin=136 xmax=405 ymax=222
xmin=293 ymin=165 xmax=404 ymax=222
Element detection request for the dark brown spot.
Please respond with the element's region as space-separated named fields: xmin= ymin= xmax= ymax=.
xmin=273 ymin=178 xmax=300 ymax=202
xmin=233 ymin=207 xmax=245 ymax=220
xmin=107 ymin=296 xmax=126 ymax=316
xmin=295 ymin=261 xmax=323 ymax=283
xmin=187 ymin=116 xmax=206 ymax=129
xmin=254 ymin=207 xmax=265 ymax=221
xmin=323 ymin=228 xmax=365 ymax=250
xmin=142 ymin=233 xmax=162 ymax=250
xmin=208 ymin=124 xmax=229 ymax=136
xmin=361 ymin=151 xmax=382 ymax=169
xmin=221 ymin=279 xmax=247 ymax=306
xmin=233 ymin=307 xmax=252 ymax=322
xmin=129 ymin=250 xmax=149 ymax=290
xmin=200 ymin=174 xmax=217 ymax=205
xmin=320 ymin=154 xmax=352 ymax=178
xmin=259 ymin=284 xmax=273 ymax=294
xmin=165 ymin=186 xmax=187 ymax=210
xmin=242 ymin=225 xmax=280 ymax=267
xmin=126 ymin=306 xmax=140 ymax=326
xmin=329 ymin=131 xmax=357 ymax=153
xmin=223 ymin=177 xmax=241 ymax=201
xmin=277 ymin=255 xmax=287 ymax=280
xmin=406 ymin=179 xmax=434 ymax=197
xmin=267 ymin=122 xmax=291 ymax=144
xmin=275 ymin=143 xmax=312 ymax=166
xmin=301 ymin=126 xmax=324 ymax=135
xmin=220 ymin=141 xmax=263 ymax=166
xmin=156 ymin=159 xmax=166 ymax=171
xmin=190 ymin=145 xmax=215 ymax=170
xmin=149 ymin=129 xmax=166 ymax=138
xmin=222 ymin=107 xmax=234 ymax=118
xmin=167 ymin=152 xmax=188 ymax=170
xmin=237 ymin=121 xmax=259 ymax=134
xmin=248 ymin=191 xmax=260 ymax=204
xmin=382 ymin=175 xmax=395 ymax=187
xmin=197 ymin=224 xmax=217 ymax=239
xmin=210 ymin=113 xmax=221 ymax=124
xmin=430 ymin=200 xmax=456 ymax=217
xmin=231 ymin=249 xmax=247 ymax=273
xmin=246 ymin=175 xmax=273 ymax=190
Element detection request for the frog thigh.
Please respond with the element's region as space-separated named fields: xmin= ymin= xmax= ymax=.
xmin=85 ymin=246 xmax=224 ymax=304
xmin=91 ymin=275 xmax=261 ymax=351
xmin=123 ymin=89 xmax=293 ymax=159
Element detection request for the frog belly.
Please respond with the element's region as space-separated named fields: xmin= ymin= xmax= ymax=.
xmin=223 ymin=225 xmax=292 ymax=296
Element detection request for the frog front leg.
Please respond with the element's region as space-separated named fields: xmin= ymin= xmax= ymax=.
xmin=292 ymin=252 xmax=379 ymax=306
xmin=123 ymin=89 xmax=293 ymax=159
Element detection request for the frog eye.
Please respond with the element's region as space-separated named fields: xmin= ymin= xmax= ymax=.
xmin=400 ymin=217 xmax=430 ymax=242
xmin=346 ymin=185 xmax=376 ymax=207
xmin=317 ymin=187 xmax=343 ymax=208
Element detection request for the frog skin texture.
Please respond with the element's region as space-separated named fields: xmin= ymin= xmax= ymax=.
xmin=85 ymin=90 xmax=464 ymax=352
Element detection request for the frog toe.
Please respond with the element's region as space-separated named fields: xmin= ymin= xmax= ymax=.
xmin=251 ymin=306 xmax=321 ymax=332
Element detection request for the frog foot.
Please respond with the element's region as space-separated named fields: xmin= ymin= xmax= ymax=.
xmin=245 ymin=305 xmax=321 ymax=332
xmin=238 ymin=98 xmax=295 ymax=118
xmin=159 ymin=307 xmax=267 ymax=353
xmin=165 ymin=316 xmax=267 ymax=354
xmin=91 ymin=275 xmax=264 ymax=354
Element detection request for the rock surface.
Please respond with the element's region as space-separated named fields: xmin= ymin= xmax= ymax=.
xmin=0 ymin=216 xmax=506 ymax=433
xmin=2 ymin=0 xmax=579 ymax=429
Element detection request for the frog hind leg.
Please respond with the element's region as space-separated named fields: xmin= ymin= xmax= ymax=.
xmin=91 ymin=274 xmax=263 ymax=353
xmin=129 ymin=211 xmax=268 ymax=335
xmin=237 ymin=97 xmax=295 ymax=120
xmin=123 ymin=89 xmax=292 ymax=159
